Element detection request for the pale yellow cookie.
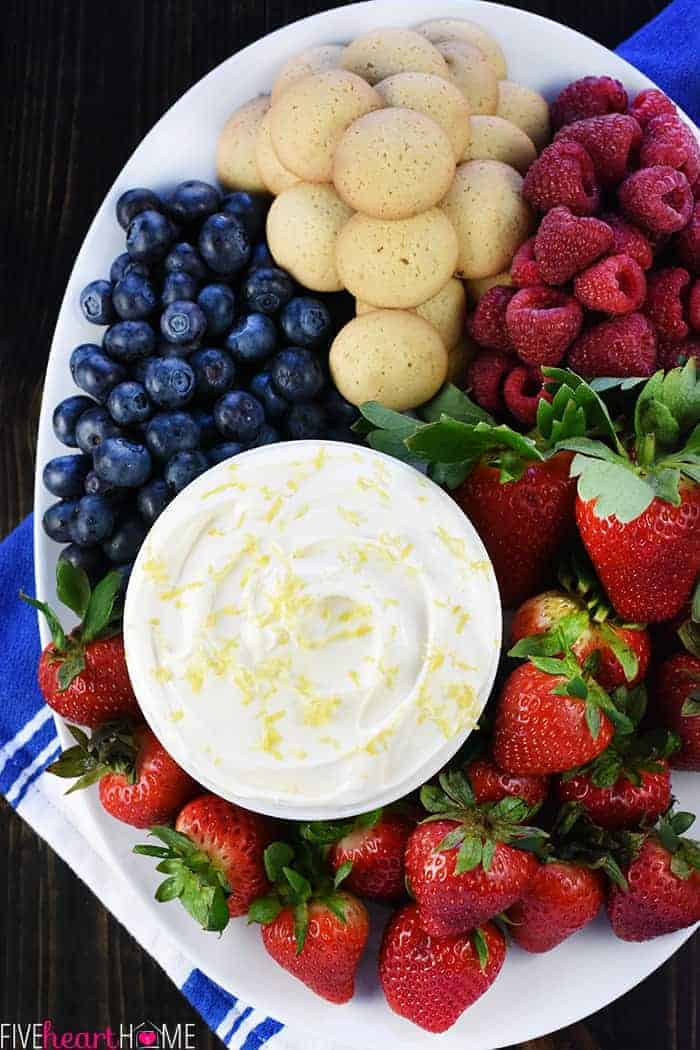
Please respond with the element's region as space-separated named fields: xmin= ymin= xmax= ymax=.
xmin=336 ymin=209 xmax=458 ymax=309
xmin=330 ymin=311 xmax=447 ymax=410
xmin=255 ymin=110 xmax=301 ymax=195
xmin=497 ymin=80 xmax=551 ymax=150
xmin=463 ymin=115 xmax=537 ymax=173
xmin=269 ymin=70 xmax=382 ymax=183
xmin=333 ymin=108 xmax=455 ymax=219
xmin=446 ymin=334 xmax=478 ymax=384
xmin=436 ymin=41 xmax=498 ymax=116
xmin=266 ymin=183 xmax=353 ymax=292
xmin=358 ymin=278 xmax=466 ymax=350
xmin=216 ymin=95 xmax=269 ymax=192
xmin=341 ymin=27 xmax=449 ymax=84
xmin=464 ymin=271 xmax=514 ymax=305
xmin=414 ymin=18 xmax=508 ymax=79
xmin=440 ymin=160 xmax=532 ymax=279
xmin=374 ymin=72 xmax=471 ymax=157
xmin=271 ymin=44 xmax=346 ymax=101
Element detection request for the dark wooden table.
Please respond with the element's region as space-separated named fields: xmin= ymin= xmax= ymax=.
xmin=1 ymin=1 xmax=697 ymax=1047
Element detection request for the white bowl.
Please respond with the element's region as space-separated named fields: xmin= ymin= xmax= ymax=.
xmin=34 ymin=2 xmax=699 ymax=1047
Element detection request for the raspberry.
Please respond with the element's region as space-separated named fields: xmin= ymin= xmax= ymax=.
xmin=510 ymin=238 xmax=542 ymax=287
xmin=657 ymin=335 xmax=700 ymax=369
xmin=550 ymin=76 xmax=628 ymax=131
xmin=674 ymin=203 xmax=700 ymax=274
xmin=574 ymin=254 xmax=647 ymax=315
xmin=599 ymin=212 xmax=654 ymax=270
xmin=523 ymin=141 xmax=600 ymax=216
xmin=644 ymin=267 xmax=691 ymax=340
xmin=629 ymin=88 xmax=677 ymax=128
xmin=468 ymin=286 xmax=516 ymax=351
xmin=689 ymin=280 xmax=700 ymax=332
xmin=555 ymin=114 xmax=642 ymax=186
xmin=466 ymin=350 xmax=512 ymax=414
xmin=505 ymin=286 xmax=583 ymax=365
xmin=567 ymin=313 xmax=657 ymax=377
xmin=503 ymin=366 xmax=551 ymax=425
xmin=640 ymin=115 xmax=700 ymax=187
xmin=618 ymin=166 xmax=693 ymax=234
xmin=534 ymin=206 xmax=613 ymax=285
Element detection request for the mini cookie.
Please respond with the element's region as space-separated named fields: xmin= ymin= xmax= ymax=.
xmin=336 ymin=209 xmax=458 ymax=309
xmin=357 ymin=276 xmax=466 ymax=350
xmin=269 ymin=70 xmax=382 ymax=183
xmin=341 ymin=27 xmax=449 ymax=84
xmin=440 ymin=160 xmax=532 ymax=279
xmin=463 ymin=115 xmax=537 ymax=174
xmin=266 ymin=182 xmax=353 ymax=292
xmin=464 ymin=271 xmax=514 ymax=304
xmin=414 ymin=18 xmax=508 ymax=80
xmin=436 ymin=41 xmax=498 ymax=116
xmin=271 ymin=44 xmax=346 ymax=101
xmin=446 ymin=333 xmax=478 ymax=384
xmin=497 ymin=80 xmax=551 ymax=150
xmin=255 ymin=110 xmax=301 ymax=195
xmin=216 ymin=95 xmax=269 ymax=192
xmin=333 ymin=108 xmax=455 ymax=219
xmin=375 ymin=72 xmax=471 ymax=158
xmin=329 ymin=310 xmax=448 ymax=410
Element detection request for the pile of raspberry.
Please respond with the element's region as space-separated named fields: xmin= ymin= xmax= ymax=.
xmin=466 ymin=77 xmax=700 ymax=425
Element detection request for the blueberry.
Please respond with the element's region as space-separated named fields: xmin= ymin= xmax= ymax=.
xmin=80 ymin=280 xmax=117 ymax=325
xmin=156 ymin=341 xmax=197 ymax=359
xmin=161 ymin=272 xmax=200 ymax=308
xmin=221 ymin=192 xmax=269 ymax=242
xmin=42 ymin=500 xmax=79 ymax=543
xmin=103 ymin=320 xmax=156 ymax=362
xmin=75 ymin=407 xmax=122 ymax=454
xmin=127 ymin=209 xmax=176 ymax=264
xmin=69 ymin=495 xmax=115 ymax=547
xmin=280 ymin=297 xmax=332 ymax=348
xmin=83 ymin=469 xmax=126 ymax=500
xmin=43 ymin=454 xmax=92 ymax=498
xmin=164 ymin=242 xmax=208 ymax=281
xmin=225 ymin=313 xmax=276 ymax=365
xmin=190 ymin=348 xmax=236 ymax=399
xmin=207 ymin=442 xmax=245 ymax=465
xmin=137 ymin=478 xmax=172 ymax=525
xmin=116 ymin=188 xmax=163 ymax=230
xmin=114 ymin=561 xmax=134 ymax=595
xmin=248 ymin=242 xmax=275 ymax=271
xmin=107 ymin=381 xmax=152 ymax=425
xmin=241 ymin=267 xmax=294 ymax=315
xmin=214 ymin=390 xmax=265 ymax=442
xmin=160 ymin=299 xmax=207 ymax=346
xmin=130 ymin=358 xmax=152 ymax=385
xmin=197 ymin=283 xmax=236 ymax=337
xmin=270 ymin=348 xmax=324 ymax=401
xmin=167 ymin=180 xmax=221 ymax=225
xmin=190 ymin=408 xmax=218 ymax=447
xmin=164 ymin=450 xmax=209 ymax=494
xmin=112 ymin=270 xmax=158 ymax=320
xmin=109 ymin=253 xmax=150 ymax=284
xmin=285 ymin=401 xmax=328 ymax=440
xmin=145 ymin=411 xmax=201 ymax=460
xmin=326 ymin=424 xmax=359 ymax=445
xmin=249 ymin=371 xmax=288 ymax=420
xmin=198 ymin=213 xmax=250 ymax=276
xmin=103 ymin=517 xmax=148 ymax=563
xmin=72 ymin=347 xmax=127 ymax=402
xmin=323 ymin=387 xmax=358 ymax=426
xmin=52 ymin=395 xmax=96 ymax=447
xmin=93 ymin=437 xmax=152 ymax=488
xmin=247 ymin=422 xmax=280 ymax=448
xmin=59 ymin=543 xmax=106 ymax=585
xmin=70 ymin=344 xmax=101 ymax=383
xmin=144 ymin=357 xmax=196 ymax=408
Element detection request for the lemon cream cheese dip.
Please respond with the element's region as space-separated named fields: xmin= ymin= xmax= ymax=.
xmin=124 ymin=440 xmax=502 ymax=819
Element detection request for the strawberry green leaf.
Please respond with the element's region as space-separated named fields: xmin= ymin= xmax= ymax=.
xmin=428 ymin=460 xmax=471 ymax=489
xmin=264 ymin=841 xmax=295 ymax=882
xmin=670 ymin=811 xmax=696 ymax=836
xmin=407 ymin=419 xmax=544 ymax=468
xmin=366 ymin=429 xmax=422 ymax=463
xmin=693 ymin=578 xmax=700 ymax=624
xmin=597 ymin=624 xmax=639 ymax=683
xmin=648 ymin=466 xmax=682 ymax=505
xmin=132 ymin=845 xmax=170 ymax=859
xmin=181 ymin=869 xmax=230 ymax=932
xmin=56 ymin=561 xmax=91 ymax=619
xmin=283 ymin=866 xmax=312 ymax=902
xmin=81 ymin=570 xmax=122 ymax=644
xmin=529 ymin=656 xmax=570 ymax=676
xmin=323 ymin=894 xmax=348 ymax=925
xmin=682 ymin=694 xmax=700 ymax=717
xmin=589 ymin=376 xmax=647 ymax=393
xmin=541 ymin=368 xmax=623 ymax=451
xmin=481 ymin=838 xmax=496 ymax=872
xmin=57 ymin=650 xmax=87 ymax=691
xmin=455 ymin=835 xmax=483 ymax=873
xmin=472 ymin=927 xmax=490 ymax=971
xmin=420 ymin=784 xmax=456 ymax=814
xmin=293 ymin=901 xmax=309 ymax=955
xmin=248 ymin=895 xmax=283 ymax=925
xmin=354 ymin=808 xmax=383 ymax=831
xmin=586 ymin=699 xmax=601 ymax=740
xmin=155 ymin=877 xmax=182 ymax=903
xmin=421 ymin=384 xmax=493 ymax=425
xmin=356 ymin=402 xmax=422 ymax=438
xmin=571 ymin=455 xmax=655 ymax=523
xmin=439 ymin=770 xmax=476 ymax=809
xmin=670 ymin=853 xmax=692 ymax=879
xmin=437 ymin=826 xmax=467 ymax=852
xmin=566 ymin=675 xmax=588 ymax=699
xmin=146 ymin=825 xmax=197 ymax=855
xmin=333 ymin=861 xmax=353 ymax=889
xmin=19 ymin=593 xmax=67 ymax=651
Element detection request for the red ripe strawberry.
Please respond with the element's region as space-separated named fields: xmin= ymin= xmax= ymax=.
xmin=24 ymin=563 xmax=140 ymax=728
xmin=328 ymin=811 xmax=412 ymax=901
xmin=507 ymin=860 xmax=605 ymax=952
xmin=379 ymin=905 xmax=506 ymax=1034
xmin=493 ymin=660 xmax=616 ymax=775
xmin=652 ymin=652 xmax=700 ymax=770
xmin=47 ymin=722 xmax=198 ymax=828
xmin=557 ymin=766 xmax=672 ymax=830
xmin=404 ymin=771 xmax=544 ymax=936
xmin=464 ymin=756 xmax=549 ymax=809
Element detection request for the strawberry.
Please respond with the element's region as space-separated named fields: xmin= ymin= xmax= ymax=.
xmin=557 ymin=766 xmax=672 ymax=830
xmin=379 ymin=905 xmax=506 ymax=1033
xmin=606 ymin=810 xmax=700 ymax=941
xmin=464 ymin=755 xmax=550 ymax=809
xmin=652 ymin=642 xmax=700 ymax=771
xmin=507 ymin=859 xmax=605 ymax=952
xmin=47 ymin=722 xmax=198 ymax=828
xmin=22 ymin=562 xmax=139 ymax=728
xmin=404 ymin=771 xmax=545 ymax=936
xmin=249 ymin=841 xmax=369 ymax=1003
xmin=133 ymin=794 xmax=274 ymax=930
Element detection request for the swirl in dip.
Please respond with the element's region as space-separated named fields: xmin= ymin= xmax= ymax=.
xmin=124 ymin=441 xmax=501 ymax=818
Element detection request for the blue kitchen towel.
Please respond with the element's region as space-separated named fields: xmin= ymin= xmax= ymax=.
xmin=1 ymin=4 xmax=698 ymax=1047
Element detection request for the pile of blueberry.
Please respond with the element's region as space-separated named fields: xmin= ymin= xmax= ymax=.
xmin=43 ymin=179 xmax=357 ymax=585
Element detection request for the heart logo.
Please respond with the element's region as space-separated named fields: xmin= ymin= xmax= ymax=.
xmin=138 ymin=1033 xmax=157 ymax=1046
